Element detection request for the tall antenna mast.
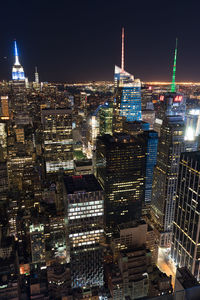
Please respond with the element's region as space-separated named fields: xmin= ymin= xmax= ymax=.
xmin=121 ymin=27 xmax=124 ymax=72
xmin=14 ymin=40 xmax=20 ymax=65
xmin=171 ymin=38 xmax=178 ymax=93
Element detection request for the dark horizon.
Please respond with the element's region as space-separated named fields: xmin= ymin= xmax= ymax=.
xmin=0 ymin=0 xmax=199 ymax=83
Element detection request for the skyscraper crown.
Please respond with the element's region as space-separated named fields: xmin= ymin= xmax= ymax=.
xmin=12 ymin=40 xmax=25 ymax=80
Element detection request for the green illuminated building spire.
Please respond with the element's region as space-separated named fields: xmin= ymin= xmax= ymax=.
xmin=171 ymin=38 xmax=178 ymax=92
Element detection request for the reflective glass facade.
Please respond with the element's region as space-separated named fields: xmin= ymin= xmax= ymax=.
xmin=140 ymin=131 xmax=158 ymax=205
xmin=113 ymin=66 xmax=142 ymax=132
xmin=120 ymin=85 xmax=142 ymax=121
xmin=151 ymin=116 xmax=185 ymax=247
xmin=96 ymin=133 xmax=145 ymax=235
xmin=171 ymin=152 xmax=200 ymax=281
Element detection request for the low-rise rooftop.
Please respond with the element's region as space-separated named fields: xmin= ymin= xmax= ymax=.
xmin=64 ymin=174 xmax=102 ymax=194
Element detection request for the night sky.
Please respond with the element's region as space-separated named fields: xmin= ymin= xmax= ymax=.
xmin=0 ymin=0 xmax=200 ymax=82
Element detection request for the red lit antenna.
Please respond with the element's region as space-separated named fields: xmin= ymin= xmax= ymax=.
xmin=121 ymin=27 xmax=124 ymax=72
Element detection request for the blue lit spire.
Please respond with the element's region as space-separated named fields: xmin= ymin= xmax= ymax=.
xmin=12 ymin=40 xmax=25 ymax=80
xmin=14 ymin=40 xmax=20 ymax=65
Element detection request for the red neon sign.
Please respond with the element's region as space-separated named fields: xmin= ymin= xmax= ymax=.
xmin=174 ymin=95 xmax=183 ymax=102
xmin=160 ymin=95 xmax=164 ymax=101
xmin=72 ymin=175 xmax=83 ymax=179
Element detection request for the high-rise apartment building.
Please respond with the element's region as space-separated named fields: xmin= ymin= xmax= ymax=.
xmin=63 ymin=174 xmax=104 ymax=288
xmin=171 ymin=152 xmax=200 ymax=280
xmin=151 ymin=116 xmax=185 ymax=247
xmin=41 ymin=108 xmax=74 ymax=174
xmin=96 ymin=133 xmax=145 ymax=235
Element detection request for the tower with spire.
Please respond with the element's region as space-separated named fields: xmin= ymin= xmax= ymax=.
xmin=171 ymin=38 xmax=178 ymax=93
xmin=34 ymin=66 xmax=39 ymax=84
xmin=12 ymin=40 xmax=25 ymax=80
xmin=155 ymin=38 xmax=186 ymax=123
xmin=113 ymin=28 xmax=142 ymax=132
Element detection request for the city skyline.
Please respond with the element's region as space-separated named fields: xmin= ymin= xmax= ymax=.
xmin=0 ymin=0 xmax=200 ymax=82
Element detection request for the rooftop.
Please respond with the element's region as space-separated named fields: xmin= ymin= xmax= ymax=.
xmin=74 ymin=159 xmax=92 ymax=167
xmin=63 ymin=174 xmax=102 ymax=194
xmin=181 ymin=151 xmax=200 ymax=160
xmin=176 ymin=267 xmax=199 ymax=289
xmin=118 ymin=220 xmax=146 ymax=230
xmin=98 ymin=133 xmax=145 ymax=145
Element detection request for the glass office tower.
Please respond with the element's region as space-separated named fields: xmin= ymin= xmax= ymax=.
xmin=113 ymin=66 xmax=142 ymax=133
xmin=151 ymin=116 xmax=185 ymax=247
xmin=140 ymin=131 xmax=158 ymax=205
xmin=96 ymin=133 xmax=145 ymax=236
xmin=171 ymin=152 xmax=200 ymax=281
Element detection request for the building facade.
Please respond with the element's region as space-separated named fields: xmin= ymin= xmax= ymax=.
xmin=41 ymin=108 xmax=74 ymax=174
xmin=63 ymin=174 xmax=104 ymax=288
xmin=113 ymin=66 xmax=142 ymax=133
xmin=12 ymin=41 xmax=25 ymax=81
xmin=171 ymin=152 xmax=200 ymax=280
xmin=151 ymin=116 xmax=185 ymax=247
xmin=99 ymin=104 xmax=113 ymax=136
xmin=96 ymin=133 xmax=145 ymax=235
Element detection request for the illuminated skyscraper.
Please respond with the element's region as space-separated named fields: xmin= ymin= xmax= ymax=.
xmin=171 ymin=152 xmax=200 ymax=281
xmin=139 ymin=131 xmax=158 ymax=205
xmin=30 ymin=224 xmax=45 ymax=264
xmin=63 ymin=175 xmax=104 ymax=288
xmin=99 ymin=103 xmax=113 ymax=136
xmin=1 ymin=96 xmax=9 ymax=119
xmin=0 ymin=122 xmax=7 ymax=161
xmin=0 ymin=162 xmax=8 ymax=202
xmin=12 ymin=41 xmax=25 ymax=81
xmin=122 ymin=123 xmax=158 ymax=207
xmin=96 ymin=133 xmax=145 ymax=235
xmin=41 ymin=108 xmax=74 ymax=174
xmin=184 ymin=109 xmax=200 ymax=152
xmin=113 ymin=29 xmax=142 ymax=133
xmin=154 ymin=40 xmax=186 ymax=139
xmin=156 ymin=92 xmax=186 ymax=121
xmin=34 ymin=66 xmax=39 ymax=84
xmin=151 ymin=116 xmax=185 ymax=247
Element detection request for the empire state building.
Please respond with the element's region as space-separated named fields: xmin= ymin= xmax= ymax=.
xmin=12 ymin=40 xmax=25 ymax=80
